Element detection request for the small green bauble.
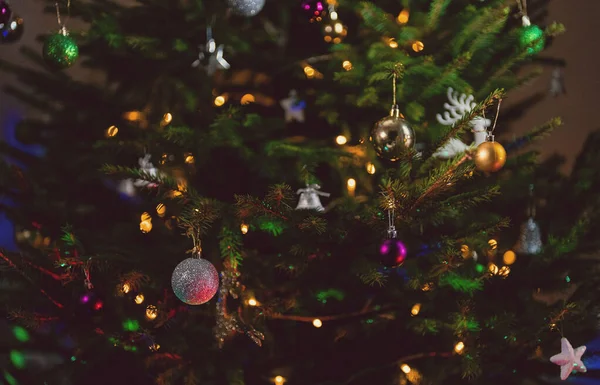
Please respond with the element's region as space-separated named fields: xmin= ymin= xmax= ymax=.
xmin=43 ymin=32 xmax=79 ymax=69
xmin=519 ymin=24 xmax=545 ymax=55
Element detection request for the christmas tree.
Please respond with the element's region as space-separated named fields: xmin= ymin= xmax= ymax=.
xmin=1 ymin=0 xmax=598 ymax=384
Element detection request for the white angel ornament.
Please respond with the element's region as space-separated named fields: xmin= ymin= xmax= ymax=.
xmin=434 ymin=87 xmax=491 ymax=159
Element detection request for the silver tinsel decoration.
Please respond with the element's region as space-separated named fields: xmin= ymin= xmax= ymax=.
xmin=171 ymin=257 xmax=219 ymax=305
xmin=214 ymin=266 xmax=264 ymax=348
xmin=296 ymin=184 xmax=330 ymax=211
xmin=514 ymin=217 xmax=543 ymax=255
xmin=226 ymin=0 xmax=265 ymax=17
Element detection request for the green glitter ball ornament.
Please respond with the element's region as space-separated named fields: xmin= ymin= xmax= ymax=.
xmin=43 ymin=30 xmax=79 ymax=69
xmin=518 ymin=22 xmax=545 ymax=55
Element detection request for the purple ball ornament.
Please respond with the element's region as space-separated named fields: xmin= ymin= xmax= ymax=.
xmin=379 ymin=238 xmax=407 ymax=268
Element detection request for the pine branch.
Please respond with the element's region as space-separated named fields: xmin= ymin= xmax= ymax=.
xmin=505 ymin=117 xmax=562 ymax=153
xmin=426 ymin=0 xmax=451 ymax=32
xmin=439 ymin=272 xmax=484 ymax=295
xmin=101 ymin=164 xmax=181 ymax=192
xmin=420 ymin=53 xmax=472 ymax=99
xmin=219 ymin=227 xmax=244 ymax=269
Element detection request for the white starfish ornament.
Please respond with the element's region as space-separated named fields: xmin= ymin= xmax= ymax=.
xmin=434 ymin=87 xmax=491 ymax=158
xmin=280 ymin=90 xmax=306 ymax=123
xmin=550 ymin=337 xmax=587 ymax=380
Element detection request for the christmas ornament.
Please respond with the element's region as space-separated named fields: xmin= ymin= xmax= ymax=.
xmin=549 ymin=68 xmax=566 ymax=97
xmin=519 ymin=16 xmax=545 ymax=55
xmin=226 ymin=0 xmax=265 ymax=17
xmin=43 ymin=28 xmax=79 ymax=69
xmin=0 ymin=1 xmax=11 ymax=26
xmin=280 ymin=90 xmax=306 ymax=123
xmin=370 ymin=70 xmax=415 ymax=161
xmin=296 ymin=184 xmax=330 ymax=211
xmin=550 ymin=337 xmax=586 ymax=380
xmin=474 ymin=138 xmax=506 ymax=172
xmin=117 ymin=154 xmax=160 ymax=197
xmin=0 ymin=13 xmax=23 ymax=43
xmin=192 ymin=26 xmax=230 ymax=76
xmin=434 ymin=87 xmax=491 ymax=159
xmin=514 ymin=185 xmax=543 ymax=255
xmin=322 ymin=4 xmax=346 ymax=44
xmin=379 ymin=201 xmax=407 ymax=267
xmin=301 ymin=0 xmax=326 ymax=22
xmin=171 ymin=257 xmax=219 ymax=305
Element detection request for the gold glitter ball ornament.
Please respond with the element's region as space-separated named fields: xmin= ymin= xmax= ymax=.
xmin=474 ymin=141 xmax=506 ymax=172
xmin=370 ymin=106 xmax=415 ymax=161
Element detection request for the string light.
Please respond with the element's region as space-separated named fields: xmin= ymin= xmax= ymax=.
xmin=488 ymin=263 xmax=499 ymax=275
xmin=346 ymin=178 xmax=356 ymax=196
xmin=336 ymin=135 xmax=348 ymax=145
xmin=366 ymin=162 xmax=376 ymax=175
xmin=141 ymin=212 xmax=151 ymax=222
xmin=312 ymin=318 xmax=323 ymax=328
xmin=388 ymin=39 xmax=399 ymax=48
xmin=134 ymin=294 xmax=145 ymax=304
xmin=105 ymin=125 xmax=118 ymax=137
xmin=185 ymin=154 xmax=195 ymax=164
xmin=498 ymin=265 xmax=511 ymax=278
xmin=397 ymin=9 xmax=409 ymax=24
xmin=161 ymin=113 xmax=173 ymax=127
xmin=140 ymin=219 xmax=152 ymax=233
xmin=122 ymin=283 xmax=131 ymax=294
xmin=240 ymin=223 xmax=249 ymax=234
xmin=454 ymin=341 xmax=465 ymax=354
xmin=488 ymin=239 xmax=498 ymax=250
xmin=342 ymin=60 xmax=352 ymax=71
xmin=123 ymin=111 xmax=143 ymax=122
xmin=241 ymin=94 xmax=255 ymax=105
xmin=146 ymin=305 xmax=158 ymax=320
xmin=411 ymin=40 xmax=424 ymax=52
xmin=503 ymin=250 xmax=516 ymax=265
xmin=410 ymin=303 xmax=421 ymax=316
xmin=460 ymin=245 xmax=471 ymax=258
xmin=304 ymin=65 xmax=316 ymax=78
xmin=247 ymin=298 xmax=257 ymax=306
xmin=156 ymin=204 xmax=166 ymax=217
xmin=149 ymin=343 xmax=160 ymax=352
xmin=214 ymin=95 xmax=227 ymax=106
xmin=400 ymin=364 xmax=411 ymax=374
xmin=274 ymin=376 xmax=285 ymax=385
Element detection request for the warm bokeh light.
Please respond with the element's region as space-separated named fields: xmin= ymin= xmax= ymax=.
xmin=330 ymin=10 xmax=338 ymax=20
xmin=388 ymin=39 xmax=399 ymax=48
xmin=241 ymin=223 xmax=249 ymax=234
xmin=454 ymin=341 xmax=465 ymax=353
xmin=122 ymin=283 xmax=131 ymax=294
xmin=401 ymin=364 xmax=411 ymax=374
xmin=460 ymin=244 xmax=471 ymax=258
xmin=156 ymin=203 xmax=166 ymax=217
xmin=274 ymin=375 xmax=285 ymax=385
xmin=312 ymin=318 xmax=323 ymax=328
xmin=336 ymin=135 xmax=348 ymax=145
xmin=161 ymin=113 xmax=173 ymax=126
xmin=304 ymin=65 xmax=316 ymax=78
xmin=503 ymin=250 xmax=516 ymax=265
xmin=342 ymin=60 xmax=352 ymax=71
xmin=411 ymin=303 xmax=421 ymax=316
xmin=248 ymin=298 xmax=257 ymax=306
xmin=123 ymin=111 xmax=143 ymax=122
xmin=141 ymin=212 xmax=151 ymax=222
xmin=498 ymin=265 xmax=511 ymax=277
xmin=347 ymin=178 xmax=356 ymax=188
xmin=397 ymin=9 xmax=409 ymax=24
xmin=146 ymin=305 xmax=158 ymax=320
xmin=411 ymin=40 xmax=424 ymax=52
xmin=149 ymin=343 xmax=160 ymax=351
xmin=488 ymin=263 xmax=499 ymax=275
xmin=421 ymin=282 xmax=433 ymax=291
xmin=241 ymin=94 xmax=256 ymax=105
xmin=140 ymin=220 xmax=152 ymax=233
xmin=135 ymin=294 xmax=145 ymax=304
xmin=185 ymin=154 xmax=195 ymax=164
xmin=214 ymin=95 xmax=226 ymax=106
xmin=366 ymin=162 xmax=376 ymax=175
xmin=488 ymin=239 xmax=498 ymax=250
xmin=106 ymin=125 xmax=119 ymax=137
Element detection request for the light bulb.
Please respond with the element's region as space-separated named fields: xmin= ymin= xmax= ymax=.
xmin=141 ymin=212 xmax=151 ymax=222
xmin=240 ymin=223 xmax=249 ymax=234
xmin=366 ymin=162 xmax=376 ymax=175
xmin=389 ymin=39 xmax=399 ymax=48
xmin=241 ymin=94 xmax=255 ymax=105
xmin=140 ymin=220 xmax=152 ymax=233
xmin=146 ymin=305 xmax=158 ymax=320
xmin=342 ymin=60 xmax=352 ymax=71
xmin=401 ymin=364 xmax=411 ymax=374
xmin=503 ymin=250 xmax=516 ymax=265
xmin=347 ymin=178 xmax=356 ymax=188
xmin=454 ymin=341 xmax=465 ymax=353
xmin=161 ymin=113 xmax=173 ymax=126
xmin=156 ymin=203 xmax=166 ymax=217
xmin=122 ymin=283 xmax=131 ymax=294
xmin=411 ymin=40 xmax=424 ymax=52
xmin=135 ymin=294 xmax=145 ymax=304
xmin=488 ymin=239 xmax=498 ymax=250
xmin=248 ymin=298 xmax=257 ymax=306
xmin=488 ymin=263 xmax=499 ymax=274
xmin=410 ymin=303 xmax=421 ymax=316
xmin=330 ymin=11 xmax=338 ymax=20
xmin=336 ymin=135 xmax=348 ymax=145
xmin=185 ymin=155 xmax=195 ymax=164
xmin=106 ymin=125 xmax=119 ymax=137
xmin=214 ymin=95 xmax=226 ymax=106
xmin=274 ymin=376 xmax=285 ymax=385
xmin=397 ymin=9 xmax=409 ymax=24
xmin=312 ymin=318 xmax=323 ymax=328
xmin=304 ymin=66 xmax=316 ymax=78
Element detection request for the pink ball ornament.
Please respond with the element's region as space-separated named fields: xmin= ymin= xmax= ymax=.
xmin=171 ymin=258 xmax=219 ymax=305
xmin=379 ymin=239 xmax=407 ymax=267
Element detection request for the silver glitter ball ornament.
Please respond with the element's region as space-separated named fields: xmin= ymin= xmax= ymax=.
xmin=171 ymin=258 xmax=219 ymax=305
xmin=226 ymin=0 xmax=265 ymax=17
xmin=370 ymin=106 xmax=415 ymax=161
xmin=514 ymin=217 xmax=543 ymax=255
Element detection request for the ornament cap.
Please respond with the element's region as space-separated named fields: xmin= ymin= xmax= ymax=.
xmin=486 ymin=133 xmax=495 ymax=143
xmin=522 ymin=16 xmax=531 ymax=27
xmin=390 ymin=105 xmax=401 ymax=118
xmin=387 ymin=227 xmax=397 ymax=239
xmin=59 ymin=25 xmax=68 ymax=36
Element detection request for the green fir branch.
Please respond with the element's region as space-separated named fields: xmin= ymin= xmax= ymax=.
xmin=219 ymin=227 xmax=243 ymax=268
xmin=298 ymin=216 xmax=327 ymax=235
xmin=439 ymin=272 xmax=483 ymax=295
xmin=357 ymin=268 xmax=388 ymax=287
xmin=426 ymin=0 xmax=451 ymax=32
xmin=101 ymin=164 xmax=181 ymax=192
xmin=162 ymin=126 xmax=195 ymax=146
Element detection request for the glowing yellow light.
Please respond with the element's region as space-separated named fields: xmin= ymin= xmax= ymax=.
xmin=123 ymin=111 xmax=143 ymax=122
xmin=140 ymin=220 xmax=152 ymax=233
xmin=488 ymin=263 xmax=499 ymax=275
xmin=146 ymin=305 xmax=158 ymax=320
xmin=454 ymin=341 xmax=465 ymax=353
xmin=366 ymin=162 xmax=376 ymax=175
xmin=401 ymin=364 xmax=411 ymax=374
xmin=336 ymin=135 xmax=347 ymax=145
xmin=248 ymin=298 xmax=257 ymax=306
xmin=330 ymin=11 xmax=338 ymax=20
xmin=185 ymin=155 xmax=195 ymax=164
xmin=122 ymin=283 xmax=131 ymax=294
xmin=240 ymin=223 xmax=249 ymax=234
xmin=460 ymin=245 xmax=471 ymax=258
xmin=241 ymin=94 xmax=256 ymax=105
xmin=503 ymin=250 xmax=516 ymax=265
xmin=488 ymin=239 xmax=498 ymax=250
xmin=421 ymin=282 xmax=433 ymax=291
xmin=161 ymin=113 xmax=173 ymax=126
xmin=214 ymin=95 xmax=226 ymax=107
xmin=135 ymin=294 xmax=145 ymax=304
xmin=389 ymin=39 xmax=399 ymax=48
xmin=149 ymin=343 xmax=160 ymax=351
xmin=274 ymin=376 xmax=285 ymax=385
xmin=410 ymin=303 xmax=421 ymax=316
xmin=324 ymin=36 xmax=332 ymax=43
xmin=141 ymin=212 xmax=151 ymax=222
xmin=304 ymin=66 xmax=316 ymax=78
xmin=411 ymin=40 xmax=424 ymax=52
xmin=333 ymin=37 xmax=341 ymax=44
xmin=106 ymin=125 xmax=119 ymax=137
xmin=312 ymin=318 xmax=323 ymax=328
xmin=347 ymin=178 xmax=356 ymax=188
xmin=342 ymin=60 xmax=352 ymax=71
xmin=498 ymin=265 xmax=511 ymax=277
xmin=334 ymin=22 xmax=343 ymax=34
xmin=156 ymin=203 xmax=166 ymax=217
xmin=397 ymin=9 xmax=410 ymax=24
